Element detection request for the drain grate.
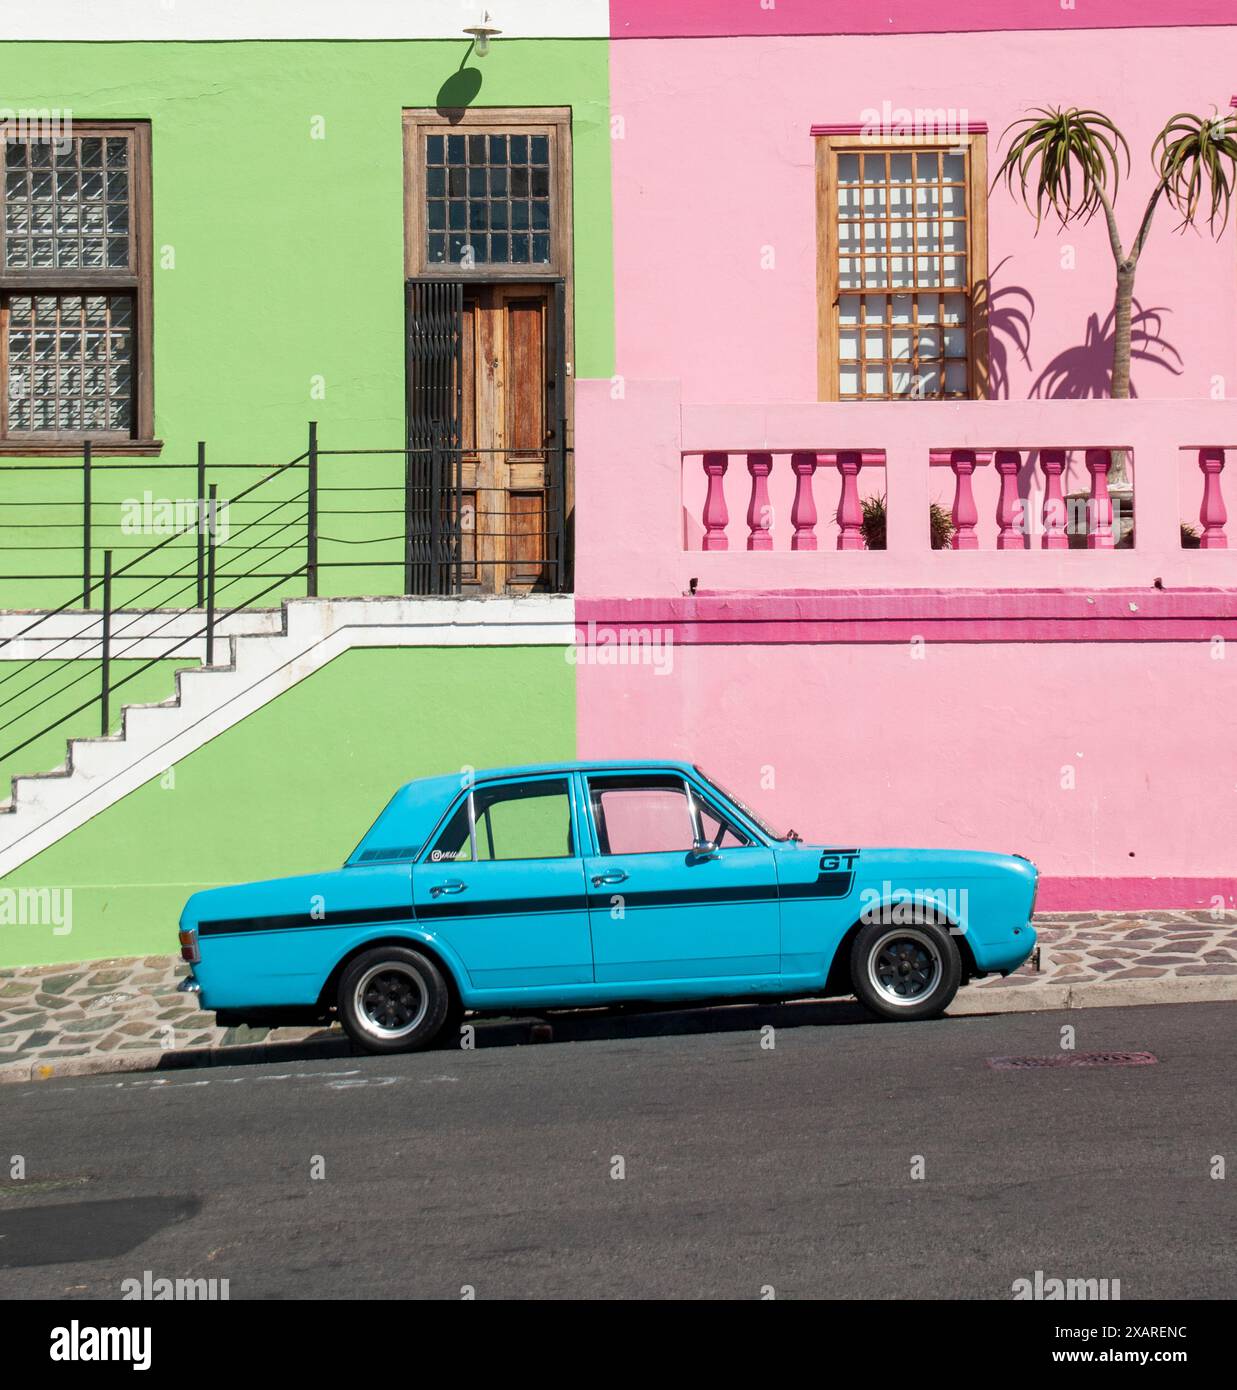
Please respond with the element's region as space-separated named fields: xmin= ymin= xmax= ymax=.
xmin=987 ymin=1051 xmax=1159 ymax=1071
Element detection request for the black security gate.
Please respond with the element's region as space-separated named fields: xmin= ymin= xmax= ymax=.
xmin=404 ymin=276 xmax=569 ymax=596
xmin=405 ymin=279 xmax=464 ymax=595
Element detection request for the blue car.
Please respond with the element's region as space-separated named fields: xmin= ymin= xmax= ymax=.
xmin=178 ymin=761 xmax=1038 ymax=1053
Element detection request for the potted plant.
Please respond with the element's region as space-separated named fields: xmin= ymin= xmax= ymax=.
xmin=856 ymin=495 xmax=954 ymax=551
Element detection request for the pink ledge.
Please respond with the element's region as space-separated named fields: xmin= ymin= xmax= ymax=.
xmin=1036 ymin=878 xmax=1236 ymax=912
xmin=610 ymin=0 xmax=1237 ymax=39
xmin=811 ymin=123 xmax=988 ymax=136
xmin=576 ymin=589 xmax=1237 ymax=645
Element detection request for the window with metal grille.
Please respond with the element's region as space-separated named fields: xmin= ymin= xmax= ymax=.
xmin=425 ymin=131 xmax=553 ymax=268
xmin=404 ymin=108 xmax=570 ymax=277
xmin=0 ymin=122 xmax=155 ymax=451
xmin=5 ymin=293 xmax=132 ymax=433
xmin=815 ymin=133 xmax=988 ymax=401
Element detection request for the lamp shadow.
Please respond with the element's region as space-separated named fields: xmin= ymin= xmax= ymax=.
xmin=436 ymin=48 xmax=482 ymax=115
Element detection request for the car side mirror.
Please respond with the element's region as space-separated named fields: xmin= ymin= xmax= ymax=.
xmin=690 ymin=838 xmax=720 ymax=859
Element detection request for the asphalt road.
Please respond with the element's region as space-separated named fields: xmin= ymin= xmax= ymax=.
xmin=0 ymin=1000 xmax=1233 ymax=1300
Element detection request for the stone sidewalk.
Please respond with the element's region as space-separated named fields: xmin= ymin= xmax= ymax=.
xmin=1 ymin=909 xmax=1234 ymax=1082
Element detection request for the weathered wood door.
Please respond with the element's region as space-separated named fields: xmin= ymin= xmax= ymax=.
xmin=458 ymin=284 xmax=557 ymax=594
xmin=406 ymin=278 xmax=566 ymax=595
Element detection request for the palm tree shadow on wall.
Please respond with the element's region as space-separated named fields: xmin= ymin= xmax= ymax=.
xmin=979 ymin=262 xmax=1035 ymax=399
xmin=1030 ymin=302 xmax=1182 ymax=399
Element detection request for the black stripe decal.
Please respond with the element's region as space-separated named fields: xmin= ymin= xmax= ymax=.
xmin=198 ymin=904 xmax=414 ymax=937
xmin=414 ymin=896 xmax=587 ymax=921
xmin=779 ymin=871 xmax=857 ymax=901
xmin=585 ymin=884 xmax=779 ymax=910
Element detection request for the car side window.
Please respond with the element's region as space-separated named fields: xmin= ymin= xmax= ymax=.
xmin=588 ymin=775 xmax=699 ymax=855
xmin=430 ymin=778 xmax=574 ymax=862
xmin=589 ymin=775 xmax=755 ymax=854
xmin=697 ymin=799 xmax=752 ymax=849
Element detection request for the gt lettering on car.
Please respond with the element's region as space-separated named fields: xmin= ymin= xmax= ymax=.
xmin=816 ymin=849 xmax=860 ymax=897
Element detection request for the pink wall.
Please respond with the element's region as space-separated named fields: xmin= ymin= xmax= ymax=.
xmin=582 ymin=24 xmax=1237 ymax=909
xmin=572 ymin=379 xmax=1237 ymax=905
xmin=610 ymin=2 xmax=1237 ymax=39
xmin=574 ymin=636 xmax=1237 ymax=908
xmin=609 ymin=29 xmax=1237 ymax=404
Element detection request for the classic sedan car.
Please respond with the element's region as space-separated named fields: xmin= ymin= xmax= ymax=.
xmin=178 ymin=761 xmax=1038 ymax=1053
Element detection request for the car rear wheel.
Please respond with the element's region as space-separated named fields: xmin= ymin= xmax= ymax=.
xmin=338 ymin=946 xmax=450 ymax=1053
xmin=850 ymin=920 xmax=960 ymax=1021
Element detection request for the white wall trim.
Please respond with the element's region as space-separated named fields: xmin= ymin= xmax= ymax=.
xmin=0 ymin=1 xmax=608 ymax=42
xmin=0 ymin=608 xmax=283 ymax=661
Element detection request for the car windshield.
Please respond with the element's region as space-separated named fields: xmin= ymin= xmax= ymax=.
xmin=692 ymin=767 xmax=787 ymax=841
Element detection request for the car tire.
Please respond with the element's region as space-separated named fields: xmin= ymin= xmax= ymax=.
xmin=338 ymin=946 xmax=451 ymax=1054
xmin=850 ymin=919 xmax=961 ymax=1021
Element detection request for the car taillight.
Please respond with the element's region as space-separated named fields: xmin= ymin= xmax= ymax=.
xmin=178 ymin=928 xmax=200 ymax=964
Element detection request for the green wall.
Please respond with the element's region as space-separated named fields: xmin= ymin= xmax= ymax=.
xmin=0 ymin=40 xmax=614 ymax=608
xmin=0 ymin=645 xmax=576 ymax=968
xmin=0 ymin=657 xmax=192 ymax=791
xmin=0 ymin=42 xmax=603 ymax=969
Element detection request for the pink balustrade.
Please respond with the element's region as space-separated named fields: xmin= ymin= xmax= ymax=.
xmin=685 ymin=436 xmax=1233 ymax=558
xmin=1198 ymin=447 xmax=1228 ymax=550
xmin=575 ymin=387 xmax=1237 ymax=595
xmin=683 ymin=449 xmax=888 ymax=553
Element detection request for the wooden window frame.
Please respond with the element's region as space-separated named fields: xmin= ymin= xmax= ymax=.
xmin=814 ymin=129 xmax=989 ymax=402
xmin=0 ymin=119 xmax=159 ymax=455
xmin=402 ymin=106 xmax=572 ymax=282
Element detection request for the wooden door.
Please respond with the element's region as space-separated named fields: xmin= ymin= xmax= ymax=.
xmin=459 ymin=285 xmax=554 ymax=593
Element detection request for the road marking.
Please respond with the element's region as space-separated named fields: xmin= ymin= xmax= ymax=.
xmin=18 ymin=1067 xmax=366 ymax=1097
xmin=13 ymin=1066 xmax=468 ymax=1100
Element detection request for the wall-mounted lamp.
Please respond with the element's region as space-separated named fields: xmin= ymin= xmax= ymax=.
xmin=463 ymin=10 xmax=501 ymax=58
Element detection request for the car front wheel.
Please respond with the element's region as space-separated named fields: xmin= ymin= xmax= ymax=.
xmin=338 ymin=946 xmax=451 ymax=1053
xmin=850 ymin=920 xmax=960 ymax=1021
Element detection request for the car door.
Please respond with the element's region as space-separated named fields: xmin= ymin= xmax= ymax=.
xmin=412 ymin=775 xmax=592 ymax=990
xmin=581 ymin=771 xmax=781 ymax=985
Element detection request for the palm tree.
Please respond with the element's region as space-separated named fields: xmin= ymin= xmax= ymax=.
xmin=996 ymin=107 xmax=1237 ymax=484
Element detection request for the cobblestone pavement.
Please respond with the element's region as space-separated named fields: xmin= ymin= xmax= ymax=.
xmin=0 ymin=910 xmax=1234 ymax=1076
xmin=0 ymin=956 xmax=332 ymax=1068
xmin=971 ymin=909 xmax=1237 ymax=990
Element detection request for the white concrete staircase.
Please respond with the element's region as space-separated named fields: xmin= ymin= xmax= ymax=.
xmin=0 ymin=594 xmax=574 ymax=876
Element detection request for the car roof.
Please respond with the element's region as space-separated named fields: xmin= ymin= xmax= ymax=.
xmin=393 ymin=760 xmax=700 ymax=799
xmin=457 ymin=759 xmax=698 ymax=784
xmin=348 ymin=762 xmax=703 ymax=865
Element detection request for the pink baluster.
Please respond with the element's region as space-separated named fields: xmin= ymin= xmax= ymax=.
xmin=790 ymin=451 xmax=819 ymax=551
xmin=949 ymin=449 xmax=979 ymax=550
xmin=1040 ymin=449 xmax=1068 ymax=550
xmin=836 ymin=451 xmax=864 ymax=551
xmin=1085 ymin=448 xmax=1114 ymax=549
xmin=701 ymin=451 xmax=729 ymax=551
xmin=1199 ymin=448 xmax=1228 ymax=549
xmin=746 ymin=452 xmax=774 ymax=551
xmin=995 ymin=449 xmax=1024 ymax=550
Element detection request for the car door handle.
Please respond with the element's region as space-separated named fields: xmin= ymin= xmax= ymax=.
xmin=430 ymin=880 xmax=467 ymax=897
xmin=591 ymin=870 xmax=628 ymax=887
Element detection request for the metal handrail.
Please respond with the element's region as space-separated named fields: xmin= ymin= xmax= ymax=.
xmin=0 ymin=421 xmax=574 ymax=782
xmin=0 ymin=428 xmax=318 ymax=772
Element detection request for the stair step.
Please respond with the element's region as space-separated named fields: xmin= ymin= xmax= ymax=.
xmin=0 ymin=595 xmax=574 ymax=875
